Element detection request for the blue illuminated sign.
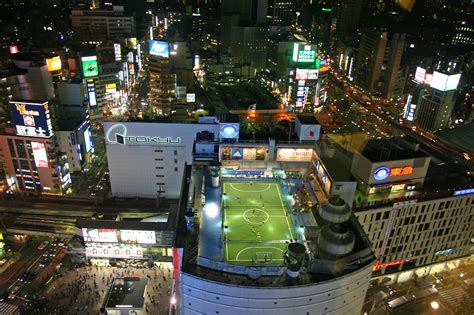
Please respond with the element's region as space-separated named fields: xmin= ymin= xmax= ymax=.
xmin=374 ymin=166 xmax=390 ymax=181
xmin=219 ymin=123 xmax=239 ymax=139
xmin=453 ymin=188 xmax=474 ymax=196
xmin=9 ymin=101 xmax=54 ymax=138
xmin=149 ymin=40 xmax=169 ymax=57
xmin=231 ymin=148 xmax=243 ymax=160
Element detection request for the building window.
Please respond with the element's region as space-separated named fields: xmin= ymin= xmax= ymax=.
xmin=174 ymin=150 xmax=178 ymax=155
xmin=174 ymin=167 xmax=178 ymax=172
xmin=156 ymin=166 xmax=164 ymax=169
xmin=155 ymin=158 xmax=163 ymax=161
xmin=174 ymin=159 xmax=178 ymax=164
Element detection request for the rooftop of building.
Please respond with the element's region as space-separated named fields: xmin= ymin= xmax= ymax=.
xmin=361 ymin=137 xmax=429 ymax=162
xmin=105 ymin=277 xmax=147 ymax=309
xmin=318 ymin=140 xmax=355 ymax=182
xmin=297 ymin=115 xmax=320 ymax=125
xmin=436 ymin=123 xmax=474 ymax=154
xmin=175 ymin=165 xmax=375 ymax=287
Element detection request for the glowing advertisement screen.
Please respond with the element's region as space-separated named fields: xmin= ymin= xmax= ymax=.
xmin=120 ymin=230 xmax=156 ymax=244
xmin=81 ymin=56 xmax=99 ymax=77
xmin=82 ymin=228 xmax=118 ymax=243
xmin=85 ymin=244 xmax=143 ymax=259
xmin=84 ymin=128 xmax=93 ymax=152
xmin=31 ymin=142 xmax=49 ymax=168
xmin=149 ymin=40 xmax=169 ymax=57
xmin=276 ymin=148 xmax=314 ymax=162
xmin=82 ymin=228 xmax=157 ymax=244
xmin=296 ymin=69 xmax=309 ymax=80
xmin=446 ymin=74 xmax=461 ymax=91
xmin=293 ymin=44 xmax=317 ymax=63
xmin=46 ymin=56 xmax=62 ymax=71
xmin=10 ymin=101 xmax=54 ymax=138
xmin=414 ymin=67 xmax=426 ymax=83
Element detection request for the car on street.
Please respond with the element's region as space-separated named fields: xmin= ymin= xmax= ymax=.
xmin=37 ymin=241 xmax=49 ymax=250
xmin=8 ymin=286 xmax=20 ymax=299
xmin=39 ymin=257 xmax=50 ymax=267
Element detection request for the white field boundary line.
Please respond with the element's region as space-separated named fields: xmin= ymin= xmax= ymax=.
xmin=228 ymin=183 xmax=272 ymax=193
xmin=235 ymin=246 xmax=285 ymax=261
xmin=276 ymin=183 xmax=295 ymax=240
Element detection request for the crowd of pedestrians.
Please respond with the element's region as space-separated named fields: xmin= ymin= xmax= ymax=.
xmin=34 ymin=264 xmax=173 ymax=315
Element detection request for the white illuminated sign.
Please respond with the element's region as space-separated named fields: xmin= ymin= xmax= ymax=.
xmin=85 ymin=244 xmax=143 ymax=259
xmin=120 ymin=230 xmax=156 ymax=244
xmin=31 ymin=142 xmax=49 ymax=168
xmin=276 ymin=148 xmax=314 ymax=162
xmin=114 ymin=43 xmax=121 ymax=61
xmin=414 ymin=67 xmax=426 ymax=83
xmin=186 ymin=93 xmax=195 ymax=103
xmin=430 ymin=72 xmax=461 ymax=91
xmin=106 ymin=123 xmax=181 ymax=145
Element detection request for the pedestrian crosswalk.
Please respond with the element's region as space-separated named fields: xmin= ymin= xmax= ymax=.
xmin=0 ymin=302 xmax=19 ymax=315
xmin=439 ymin=286 xmax=468 ymax=310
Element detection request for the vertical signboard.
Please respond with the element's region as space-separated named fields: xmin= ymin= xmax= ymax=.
xmin=9 ymin=101 xmax=54 ymax=138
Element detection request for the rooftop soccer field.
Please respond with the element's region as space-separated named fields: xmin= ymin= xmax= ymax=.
xmin=222 ymin=180 xmax=296 ymax=265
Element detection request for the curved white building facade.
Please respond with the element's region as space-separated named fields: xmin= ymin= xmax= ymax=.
xmin=180 ymin=262 xmax=373 ymax=315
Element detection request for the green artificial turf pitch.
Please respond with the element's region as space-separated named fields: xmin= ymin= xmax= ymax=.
xmin=222 ymin=180 xmax=296 ymax=265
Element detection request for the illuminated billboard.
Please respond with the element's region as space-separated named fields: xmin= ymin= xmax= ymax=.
xmin=414 ymin=67 xmax=426 ymax=83
xmin=373 ymin=166 xmax=413 ymax=181
xmin=31 ymin=142 xmax=49 ymax=168
xmin=46 ymin=56 xmax=62 ymax=72
xmin=9 ymin=45 xmax=19 ymax=54
xmin=105 ymin=83 xmax=117 ymax=94
xmin=276 ymin=148 xmax=314 ymax=162
xmin=82 ymin=228 xmax=157 ymax=244
xmin=295 ymin=69 xmax=309 ymax=80
xmin=9 ymin=101 xmax=54 ymax=138
xmin=85 ymin=244 xmax=143 ymax=259
xmin=120 ymin=230 xmax=156 ymax=244
xmin=113 ymin=43 xmax=121 ymax=61
xmin=81 ymin=56 xmax=99 ymax=77
xmin=84 ymin=127 xmax=93 ymax=152
xmin=149 ymin=40 xmax=169 ymax=57
xmin=292 ymin=44 xmax=317 ymax=63
xmin=446 ymin=74 xmax=461 ymax=91
xmin=219 ymin=123 xmax=239 ymax=139
xmin=308 ymin=69 xmax=319 ymax=80
xmin=125 ymin=37 xmax=137 ymax=49
xmin=221 ymin=147 xmax=266 ymax=161
xmin=82 ymin=228 xmax=118 ymax=243
xmin=430 ymin=72 xmax=461 ymax=92
xmin=186 ymin=93 xmax=196 ymax=103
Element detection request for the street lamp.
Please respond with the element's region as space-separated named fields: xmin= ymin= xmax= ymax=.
xmin=430 ymin=301 xmax=440 ymax=310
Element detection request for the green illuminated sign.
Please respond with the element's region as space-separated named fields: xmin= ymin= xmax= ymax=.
xmin=293 ymin=44 xmax=317 ymax=63
xmin=82 ymin=56 xmax=99 ymax=77
xmin=315 ymin=58 xmax=321 ymax=69
xmin=298 ymin=50 xmax=316 ymax=63
xmin=322 ymin=8 xmax=332 ymax=12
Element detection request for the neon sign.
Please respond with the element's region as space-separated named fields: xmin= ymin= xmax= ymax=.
xmin=373 ymin=259 xmax=404 ymax=271
xmin=374 ymin=166 xmax=414 ymax=181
